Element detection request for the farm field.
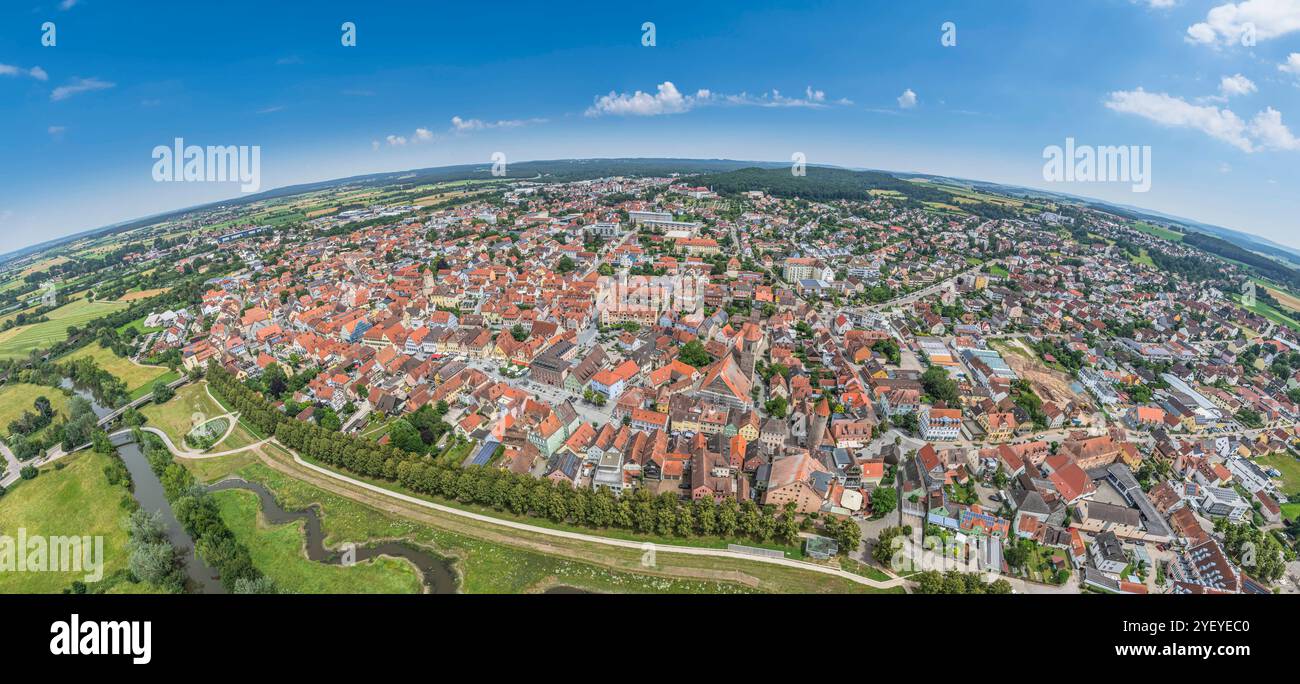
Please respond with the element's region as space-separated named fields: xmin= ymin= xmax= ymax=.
xmin=19 ymin=255 xmax=71 ymax=277
xmin=1131 ymin=221 xmax=1184 ymax=242
xmin=0 ymin=450 xmax=134 ymax=593
xmin=1234 ymin=293 xmax=1300 ymax=333
xmin=118 ymin=287 xmax=170 ymax=302
xmin=0 ymin=303 xmax=42 ymax=328
xmin=0 ymin=299 xmax=129 ymax=359
xmin=1255 ymin=279 xmax=1300 ymax=315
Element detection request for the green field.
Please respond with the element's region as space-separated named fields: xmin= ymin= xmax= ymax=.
xmin=210 ymin=488 xmax=423 ymax=594
xmin=1132 ymin=221 xmax=1184 ymax=242
xmin=236 ymin=460 xmax=772 ymax=594
xmin=1256 ymin=453 xmax=1300 ymax=495
xmin=181 ymin=451 xmax=261 ymax=484
xmin=0 ymin=382 xmax=71 ymax=438
xmin=0 ymin=299 xmax=129 ymax=359
xmin=0 ymin=450 xmax=134 ymax=593
xmin=65 ymin=342 xmax=177 ymax=399
xmin=1234 ymin=294 xmax=1300 ymax=333
xmin=1129 ymin=249 xmax=1156 ymax=268
xmin=115 ymin=314 xmax=163 ymax=336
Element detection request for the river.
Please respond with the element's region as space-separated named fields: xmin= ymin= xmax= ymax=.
xmin=114 ymin=437 xmax=227 ymax=594
xmin=59 ymin=377 xmax=115 ymax=420
xmin=206 ymin=477 xmax=458 ymax=593
xmin=73 ymin=373 xmax=458 ymax=594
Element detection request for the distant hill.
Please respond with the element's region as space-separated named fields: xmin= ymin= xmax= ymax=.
xmin=690 ymin=166 xmax=957 ymax=204
xmin=890 ymin=172 xmax=1300 ymax=267
xmin=0 ymin=158 xmax=775 ymax=266
xmin=4 ymin=157 xmax=1295 ymax=274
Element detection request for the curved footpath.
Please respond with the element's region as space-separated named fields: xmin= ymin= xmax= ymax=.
xmin=132 ymin=421 xmax=907 ymax=591
xmin=112 ymin=425 xmax=269 ymax=460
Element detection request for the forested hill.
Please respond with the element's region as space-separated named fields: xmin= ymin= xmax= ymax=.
xmin=1182 ymin=231 xmax=1300 ymax=292
xmin=690 ymin=166 xmax=957 ymax=204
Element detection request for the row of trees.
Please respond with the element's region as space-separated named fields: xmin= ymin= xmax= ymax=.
xmin=208 ymin=362 xmax=813 ymax=548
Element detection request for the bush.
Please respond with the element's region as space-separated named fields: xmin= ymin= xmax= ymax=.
xmin=19 ymin=466 xmax=38 ymax=480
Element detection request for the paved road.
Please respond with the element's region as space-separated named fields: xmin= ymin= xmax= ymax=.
xmin=341 ymin=400 xmax=372 ymax=433
xmin=0 ymin=440 xmax=21 ymax=487
xmin=96 ymin=374 xmax=191 ymax=428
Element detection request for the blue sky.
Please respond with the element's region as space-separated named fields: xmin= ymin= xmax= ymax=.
xmin=2 ymin=0 xmax=1299 ymax=254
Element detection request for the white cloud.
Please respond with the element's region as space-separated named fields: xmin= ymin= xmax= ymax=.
xmin=450 ymin=115 xmax=545 ymax=131
xmin=47 ymin=125 xmax=65 ymax=136
xmin=718 ymin=86 xmax=850 ymax=108
xmin=1186 ymin=0 xmax=1300 ymax=45
xmin=1105 ymin=88 xmax=1253 ymax=151
xmin=1281 ymin=52 xmax=1300 ymax=76
xmin=897 ymin=88 xmax=918 ymax=109
xmin=50 ymin=76 xmax=115 ymax=101
xmin=1136 ymin=0 xmax=1178 ymax=8
xmin=450 ymin=116 xmax=484 ymax=131
xmin=59 ymin=0 xmax=78 ymax=9
xmin=1106 ymin=87 xmax=1300 ymax=152
xmin=584 ymin=81 xmax=849 ymax=116
xmin=257 ymin=105 xmax=285 ymax=114
xmin=378 ymin=115 xmax=544 ymax=151
xmin=1249 ymin=107 xmax=1300 ymax=149
xmin=0 ymin=64 xmax=49 ymax=81
xmin=586 ymin=81 xmax=702 ymax=116
xmin=1220 ymin=73 xmax=1257 ymax=96
xmin=371 ymin=140 xmax=380 ymax=151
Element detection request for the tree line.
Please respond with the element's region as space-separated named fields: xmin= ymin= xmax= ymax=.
xmin=208 ymin=362 xmax=822 ymax=549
